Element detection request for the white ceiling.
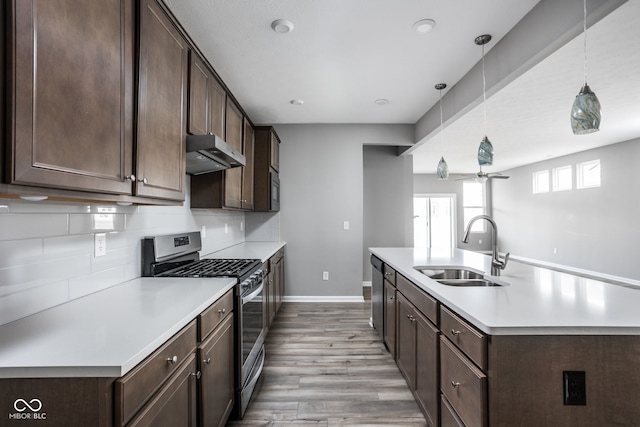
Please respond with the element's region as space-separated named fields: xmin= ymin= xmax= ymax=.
xmin=165 ymin=0 xmax=540 ymax=124
xmin=164 ymin=0 xmax=640 ymax=174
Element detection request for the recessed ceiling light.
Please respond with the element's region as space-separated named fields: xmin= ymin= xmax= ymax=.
xmin=374 ymin=99 xmax=390 ymax=106
xmin=413 ymin=19 xmax=436 ymax=34
xmin=290 ymin=99 xmax=304 ymax=106
xmin=271 ymin=19 xmax=294 ymax=34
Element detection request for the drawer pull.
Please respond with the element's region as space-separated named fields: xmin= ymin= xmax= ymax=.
xmin=407 ymin=314 xmax=415 ymax=322
xmin=166 ymin=355 xmax=178 ymax=364
xmin=384 ymin=272 xmax=392 ymax=276
xmin=389 ymin=296 xmax=395 ymax=300
xmin=204 ymin=357 xmax=211 ymax=365
xmin=451 ymin=329 xmax=462 ymax=336
xmin=192 ymin=371 xmax=202 ymax=380
xmin=218 ymin=308 xmax=226 ymax=315
xmin=451 ymin=380 xmax=461 ymax=388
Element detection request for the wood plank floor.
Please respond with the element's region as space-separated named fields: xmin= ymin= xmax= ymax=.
xmin=226 ymin=302 xmax=427 ymax=427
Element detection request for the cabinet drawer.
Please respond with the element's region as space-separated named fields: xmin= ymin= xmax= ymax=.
xmin=383 ymin=264 xmax=397 ymax=285
xmin=115 ymin=320 xmax=197 ymax=426
xmin=441 ymin=395 xmax=466 ymax=427
xmin=198 ymin=289 xmax=234 ymax=341
xmin=397 ymin=274 xmax=438 ymax=325
xmin=440 ymin=306 xmax=487 ymax=370
xmin=440 ymin=336 xmax=487 ymax=427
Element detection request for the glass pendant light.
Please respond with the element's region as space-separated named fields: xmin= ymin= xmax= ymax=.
xmin=475 ymin=34 xmax=494 ymax=166
xmin=570 ymin=0 xmax=601 ymax=134
xmin=435 ymin=83 xmax=449 ymax=180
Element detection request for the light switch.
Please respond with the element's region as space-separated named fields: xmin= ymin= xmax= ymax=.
xmin=343 ymin=221 xmax=350 ymax=230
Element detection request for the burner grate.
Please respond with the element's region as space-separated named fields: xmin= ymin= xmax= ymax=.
xmin=162 ymin=258 xmax=260 ymax=278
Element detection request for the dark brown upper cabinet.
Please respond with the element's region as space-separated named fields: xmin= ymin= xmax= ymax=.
xmin=5 ymin=0 xmax=188 ymax=203
xmin=242 ymin=119 xmax=255 ymax=211
xmin=7 ymin=0 xmax=135 ymax=195
xmin=135 ymin=0 xmax=188 ymax=201
xmin=187 ymin=52 xmax=226 ymax=138
xmin=253 ymin=126 xmax=281 ymax=212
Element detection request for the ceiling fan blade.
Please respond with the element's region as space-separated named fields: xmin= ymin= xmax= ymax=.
xmin=489 ymin=175 xmax=510 ymax=179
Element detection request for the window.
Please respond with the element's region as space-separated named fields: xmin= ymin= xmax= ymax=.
xmin=577 ymin=159 xmax=601 ymax=189
xmin=463 ymin=181 xmax=485 ymax=232
xmin=552 ymin=165 xmax=572 ymax=191
xmin=532 ymin=170 xmax=549 ymax=194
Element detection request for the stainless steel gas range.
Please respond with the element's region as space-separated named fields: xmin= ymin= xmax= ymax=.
xmin=142 ymin=231 xmax=265 ymax=419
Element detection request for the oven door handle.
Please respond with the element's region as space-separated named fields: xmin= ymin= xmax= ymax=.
xmin=242 ymin=282 xmax=264 ymax=305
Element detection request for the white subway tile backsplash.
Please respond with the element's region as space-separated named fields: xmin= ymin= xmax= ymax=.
xmin=0 ymin=180 xmax=275 ymax=325
xmin=0 ymin=280 xmax=69 ymax=326
xmin=69 ymin=266 xmax=128 ymax=299
xmin=0 ymin=214 xmax=69 ymax=241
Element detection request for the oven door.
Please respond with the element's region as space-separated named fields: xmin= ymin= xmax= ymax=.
xmin=240 ymin=279 xmax=265 ymax=389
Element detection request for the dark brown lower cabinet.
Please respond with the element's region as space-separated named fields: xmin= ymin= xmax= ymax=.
xmin=127 ymin=354 xmax=198 ymax=427
xmin=396 ymin=288 xmax=439 ymax=427
xmin=415 ymin=311 xmax=439 ymax=427
xmin=383 ymin=279 xmax=397 ymax=358
xmin=198 ymin=314 xmax=235 ymax=427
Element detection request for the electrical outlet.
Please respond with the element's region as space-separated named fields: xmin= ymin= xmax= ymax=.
xmin=343 ymin=221 xmax=350 ymax=230
xmin=553 ymin=248 xmax=558 ymax=254
xmin=224 ymin=223 xmax=228 ymax=234
xmin=201 ymin=225 xmax=207 ymax=238
xmin=563 ymin=371 xmax=586 ymax=405
xmin=94 ymin=233 xmax=106 ymax=257
xmin=479 ymin=239 xmax=482 ymax=245
xmin=322 ymin=271 xmax=329 ymax=281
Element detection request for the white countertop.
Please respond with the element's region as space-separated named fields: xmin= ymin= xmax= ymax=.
xmin=370 ymin=247 xmax=640 ymax=336
xmin=0 ymin=277 xmax=235 ymax=378
xmin=204 ymin=241 xmax=286 ymax=263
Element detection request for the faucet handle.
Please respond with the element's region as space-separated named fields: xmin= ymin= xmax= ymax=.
xmin=501 ymin=252 xmax=510 ymax=270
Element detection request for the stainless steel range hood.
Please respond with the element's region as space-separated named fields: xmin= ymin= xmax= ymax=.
xmin=186 ymin=133 xmax=245 ymax=175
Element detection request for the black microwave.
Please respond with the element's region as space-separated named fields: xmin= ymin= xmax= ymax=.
xmin=270 ymin=171 xmax=280 ymax=212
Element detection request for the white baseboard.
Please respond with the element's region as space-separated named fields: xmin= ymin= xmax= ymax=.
xmin=283 ymin=296 xmax=365 ymax=303
xmin=362 ymin=281 xmax=372 ymax=288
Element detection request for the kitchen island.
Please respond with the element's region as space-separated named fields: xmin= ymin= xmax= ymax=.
xmin=370 ymin=246 xmax=640 ymax=427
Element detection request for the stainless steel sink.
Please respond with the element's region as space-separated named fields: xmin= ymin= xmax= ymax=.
xmin=436 ymin=278 xmax=503 ymax=287
xmin=416 ymin=267 xmax=484 ymax=280
xmin=415 ymin=266 xmax=506 ymax=287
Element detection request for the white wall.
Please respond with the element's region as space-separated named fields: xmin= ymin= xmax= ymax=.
xmin=492 ymin=137 xmax=640 ymax=280
xmin=0 ymin=177 xmax=247 ymax=326
xmin=275 ymin=124 xmax=413 ymax=300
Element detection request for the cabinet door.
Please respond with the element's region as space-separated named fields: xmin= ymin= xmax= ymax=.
xmin=383 ymin=279 xmax=397 ymax=358
xmin=210 ymin=78 xmax=226 ymax=139
xmin=188 ymin=53 xmax=210 ymax=136
xmin=199 ymin=314 xmax=234 ymax=427
xmin=415 ymin=311 xmax=440 ymax=427
xmin=136 ymin=0 xmax=187 ymax=201
xmin=222 ymin=99 xmax=243 ymax=208
xmin=270 ymin=132 xmax=280 ymax=172
xmin=9 ymin=0 xmax=134 ymax=194
xmin=267 ymin=269 xmax=276 ymax=327
xmin=127 ymin=354 xmax=198 ymax=427
xmin=276 ymin=254 xmax=285 ymax=313
xmin=242 ymin=119 xmax=255 ymax=210
xmin=396 ymin=293 xmax=416 ymax=390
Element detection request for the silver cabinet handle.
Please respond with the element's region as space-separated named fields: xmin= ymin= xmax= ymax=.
xmin=191 ymin=371 xmax=201 ymax=379
xmin=451 ymin=381 xmax=461 ymax=388
xmin=204 ymin=357 xmax=211 ymax=365
xmin=406 ymin=314 xmax=415 ymax=322
xmin=124 ymin=174 xmax=136 ymax=182
xmin=218 ymin=308 xmax=226 ymax=315
xmin=384 ymin=272 xmax=392 ymax=276
xmin=138 ymin=177 xmax=148 ymax=184
xmin=389 ymin=296 xmax=395 ymax=300
xmin=166 ymin=355 xmax=178 ymax=364
xmin=451 ymin=329 xmax=461 ymax=336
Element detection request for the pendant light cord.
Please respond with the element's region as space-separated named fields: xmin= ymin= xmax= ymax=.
xmin=583 ymin=0 xmax=588 ymax=85
xmin=439 ymin=88 xmax=444 ymax=146
xmin=482 ymin=44 xmax=487 ymax=136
